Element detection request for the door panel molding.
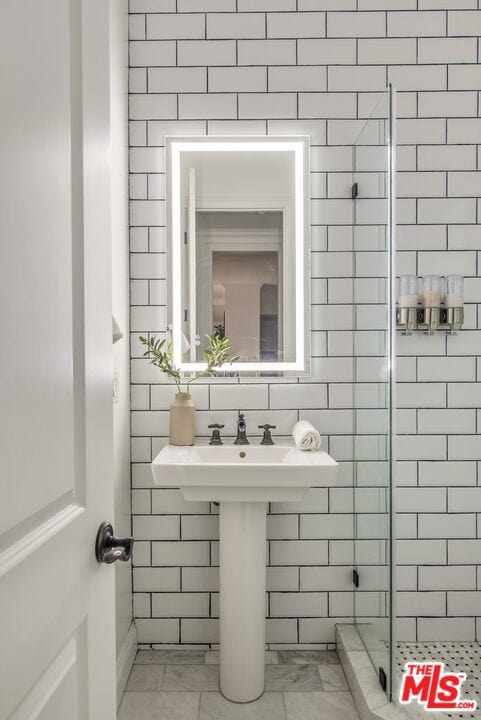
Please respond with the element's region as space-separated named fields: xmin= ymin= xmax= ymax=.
xmin=0 ymin=502 xmax=83 ymax=579
xmin=9 ymin=631 xmax=84 ymax=720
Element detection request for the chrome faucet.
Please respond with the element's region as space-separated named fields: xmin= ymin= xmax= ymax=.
xmin=234 ymin=411 xmax=249 ymax=445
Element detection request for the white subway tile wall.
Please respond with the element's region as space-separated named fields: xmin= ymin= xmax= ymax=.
xmin=129 ymin=1 xmax=481 ymax=647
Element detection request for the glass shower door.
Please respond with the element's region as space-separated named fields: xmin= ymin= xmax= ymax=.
xmin=352 ymin=86 xmax=396 ymax=699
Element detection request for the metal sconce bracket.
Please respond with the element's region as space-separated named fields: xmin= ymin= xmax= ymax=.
xmin=396 ymin=307 xmax=464 ymax=336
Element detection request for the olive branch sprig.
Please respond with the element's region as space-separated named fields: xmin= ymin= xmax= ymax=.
xmin=139 ymin=332 xmax=239 ymax=393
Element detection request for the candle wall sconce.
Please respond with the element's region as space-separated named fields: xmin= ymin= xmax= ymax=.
xmin=396 ymin=274 xmax=464 ymax=335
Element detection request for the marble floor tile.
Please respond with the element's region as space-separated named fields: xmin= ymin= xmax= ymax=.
xmin=135 ymin=649 xmax=206 ymax=665
xmin=126 ymin=665 xmax=165 ymax=692
xmin=162 ymin=664 xmax=220 ymax=692
xmin=118 ymin=691 xmax=200 ymax=720
xmin=205 ymin=651 xmax=279 ymax=665
xmin=278 ymin=650 xmax=339 ymax=665
xmin=317 ymin=663 xmax=349 ymax=692
xmin=265 ymin=664 xmax=322 ymax=692
xmin=284 ymin=690 xmax=360 ymax=720
xmin=266 ymin=651 xmax=280 ymax=665
xmin=199 ymin=691 xmax=286 ymax=720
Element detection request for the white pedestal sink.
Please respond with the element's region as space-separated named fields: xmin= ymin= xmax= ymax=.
xmin=151 ymin=442 xmax=338 ymax=703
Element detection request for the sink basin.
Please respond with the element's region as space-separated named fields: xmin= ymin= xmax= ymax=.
xmin=151 ymin=442 xmax=338 ymax=502
xmin=151 ymin=440 xmax=338 ymax=704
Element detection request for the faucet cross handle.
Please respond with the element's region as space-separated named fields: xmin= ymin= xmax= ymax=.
xmin=208 ymin=423 xmax=224 ymax=446
xmin=258 ymin=424 xmax=276 ymax=445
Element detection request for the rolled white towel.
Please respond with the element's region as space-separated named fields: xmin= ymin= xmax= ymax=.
xmin=292 ymin=420 xmax=321 ymax=451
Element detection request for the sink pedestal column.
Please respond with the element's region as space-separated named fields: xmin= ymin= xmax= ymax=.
xmin=219 ymin=501 xmax=267 ymax=703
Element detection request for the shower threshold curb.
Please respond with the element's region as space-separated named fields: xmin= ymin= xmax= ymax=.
xmin=336 ymin=624 xmax=449 ymax=720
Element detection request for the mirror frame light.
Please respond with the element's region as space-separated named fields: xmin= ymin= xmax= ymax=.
xmin=166 ymin=136 xmax=310 ymax=374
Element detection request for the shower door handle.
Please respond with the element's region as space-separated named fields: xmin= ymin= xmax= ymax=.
xmin=95 ymin=521 xmax=134 ymax=564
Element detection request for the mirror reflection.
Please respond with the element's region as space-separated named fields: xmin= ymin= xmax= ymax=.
xmin=196 ymin=211 xmax=283 ymax=363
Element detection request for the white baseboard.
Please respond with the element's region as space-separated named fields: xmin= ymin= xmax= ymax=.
xmin=116 ymin=621 xmax=137 ymax=709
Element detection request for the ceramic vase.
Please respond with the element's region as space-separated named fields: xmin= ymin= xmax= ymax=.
xmin=169 ymin=392 xmax=195 ymax=446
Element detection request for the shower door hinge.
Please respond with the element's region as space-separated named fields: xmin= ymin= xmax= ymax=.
xmin=379 ymin=667 xmax=387 ymax=692
xmin=351 ymin=182 xmax=358 ymax=199
xmin=352 ymin=569 xmax=359 ymax=588
xmin=184 ymin=309 xmax=188 ymax=322
xmin=184 ymin=231 xmax=188 ymax=244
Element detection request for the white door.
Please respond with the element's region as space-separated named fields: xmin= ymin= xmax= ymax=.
xmin=0 ymin=1 xmax=117 ymax=718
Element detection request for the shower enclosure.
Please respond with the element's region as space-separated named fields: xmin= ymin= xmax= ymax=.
xmin=351 ymin=86 xmax=396 ymax=700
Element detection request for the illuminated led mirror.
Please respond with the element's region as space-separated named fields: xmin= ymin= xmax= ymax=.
xmin=166 ymin=136 xmax=310 ymax=376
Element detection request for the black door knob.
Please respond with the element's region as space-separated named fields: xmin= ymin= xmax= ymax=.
xmin=95 ymin=522 xmax=133 ymax=564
